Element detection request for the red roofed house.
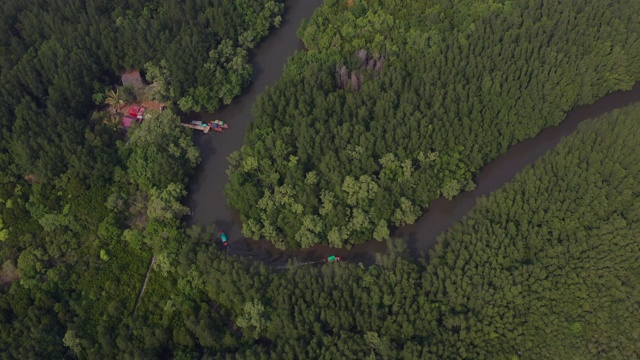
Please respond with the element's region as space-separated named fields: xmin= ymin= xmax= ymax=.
xmin=119 ymin=69 xmax=167 ymax=128
xmin=128 ymin=105 xmax=145 ymax=119
xmin=121 ymin=104 xmax=144 ymax=128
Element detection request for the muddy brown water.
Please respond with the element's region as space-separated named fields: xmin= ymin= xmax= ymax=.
xmin=186 ymin=0 xmax=640 ymax=267
xmin=397 ymin=81 xmax=640 ymax=258
xmin=186 ymin=0 xmax=326 ymax=266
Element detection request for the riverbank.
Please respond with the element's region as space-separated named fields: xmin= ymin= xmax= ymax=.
xmin=192 ymin=80 xmax=640 ymax=265
xmin=186 ymin=0 xmax=324 ymax=248
xmin=186 ymin=0 xmax=640 ymax=266
xmin=397 ymin=82 xmax=640 ymax=257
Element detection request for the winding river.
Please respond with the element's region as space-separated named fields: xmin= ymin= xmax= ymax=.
xmin=187 ymin=0 xmax=640 ymax=266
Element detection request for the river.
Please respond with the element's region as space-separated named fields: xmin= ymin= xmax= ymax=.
xmin=187 ymin=0 xmax=640 ymax=266
xmin=187 ymin=0 xmax=327 ymax=264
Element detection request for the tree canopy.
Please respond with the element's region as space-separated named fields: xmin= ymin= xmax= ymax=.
xmin=226 ymin=0 xmax=640 ymax=248
xmin=5 ymin=95 xmax=638 ymax=359
xmin=423 ymin=104 xmax=640 ymax=359
xmin=0 ymin=0 xmax=283 ymax=179
xmin=2 ymin=0 xmax=640 ymax=358
xmin=0 ymin=0 xmax=283 ymax=357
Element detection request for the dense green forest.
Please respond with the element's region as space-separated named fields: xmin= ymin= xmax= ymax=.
xmin=226 ymin=0 xmax=640 ymax=248
xmin=0 ymin=0 xmax=283 ymax=178
xmin=0 ymin=0 xmax=283 ymax=357
xmin=5 ymin=99 xmax=635 ymax=358
xmin=422 ymin=103 xmax=640 ymax=359
xmin=3 ymin=0 xmax=640 ymax=358
xmin=212 ymin=102 xmax=640 ymax=360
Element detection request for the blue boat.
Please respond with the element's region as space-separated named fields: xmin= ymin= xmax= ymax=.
xmin=219 ymin=231 xmax=228 ymax=246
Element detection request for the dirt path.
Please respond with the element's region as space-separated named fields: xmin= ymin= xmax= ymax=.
xmin=132 ymin=255 xmax=156 ymax=319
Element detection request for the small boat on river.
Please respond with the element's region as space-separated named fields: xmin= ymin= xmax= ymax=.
xmin=219 ymin=231 xmax=229 ymax=246
xmin=322 ymin=255 xmax=341 ymax=263
xmin=209 ymin=119 xmax=229 ymax=129
xmin=180 ymin=120 xmax=229 ymax=134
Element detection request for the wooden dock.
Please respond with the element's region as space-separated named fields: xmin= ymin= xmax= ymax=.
xmin=181 ymin=121 xmax=210 ymax=134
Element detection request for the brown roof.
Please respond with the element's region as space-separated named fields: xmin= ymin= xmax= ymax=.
xmin=140 ymin=100 xmax=166 ymax=111
xmin=121 ymin=70 xmax=143 ymax=88
xmin=121 ymin=102 xmax=165 ymax=117
xmin=24 ymin=174 xmax=40 ymax=184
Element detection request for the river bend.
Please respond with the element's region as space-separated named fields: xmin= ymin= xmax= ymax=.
xmin=187 ymin=0 xmax=640 ymax=266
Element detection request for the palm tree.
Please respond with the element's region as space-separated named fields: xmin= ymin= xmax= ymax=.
xmin=103 ymin=112 xmax=121 ymax=129
xmin=90 ymin=111 xmax=121 ymax=130
xmin=104 ymin=89 xmax=126 ymax=113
